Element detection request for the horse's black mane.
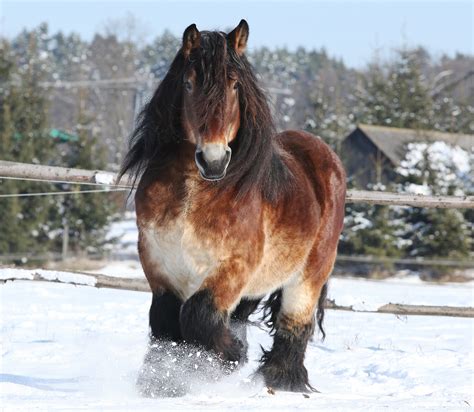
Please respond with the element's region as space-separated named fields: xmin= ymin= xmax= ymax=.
xmin=119 ymin=30 xmax=291 ymax=202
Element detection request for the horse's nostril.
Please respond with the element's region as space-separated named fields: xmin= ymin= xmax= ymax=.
xmin=195 ymin=149 xmax=207 ymax=168
xmin=224 ymin=147 xmax=232 ymax=164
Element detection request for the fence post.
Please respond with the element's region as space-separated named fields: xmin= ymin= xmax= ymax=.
xmin=62 ymin=220 xmax=69 ymax=261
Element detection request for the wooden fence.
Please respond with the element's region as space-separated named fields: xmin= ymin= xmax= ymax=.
xmin=1 ymin=270 xmax=472 ymax=318
xmin=1 ymin=160 xmax=473 ymax=208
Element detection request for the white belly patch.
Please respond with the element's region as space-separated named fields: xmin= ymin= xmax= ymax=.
xmin=141 ymin=223 xmax=217 ymax=300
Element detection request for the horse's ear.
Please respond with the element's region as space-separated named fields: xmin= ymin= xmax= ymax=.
xmin=182 ymin=24 xmax=201 ymax=57
xmin=227 ymin=19 xmax=249 ymax=55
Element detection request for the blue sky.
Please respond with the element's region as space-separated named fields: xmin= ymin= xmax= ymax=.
xmin=0 ymin=0 xmax=472 ymax=67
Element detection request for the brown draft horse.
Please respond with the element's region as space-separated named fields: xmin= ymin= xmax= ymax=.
xmin=119 ymin=20 xmax=346 ymax=393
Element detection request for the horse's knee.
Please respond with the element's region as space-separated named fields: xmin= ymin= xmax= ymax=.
xmin=180 ymin=289 xmax=246 ymax=363
xmin=257 ymin=317 xmax=315 ymax=392
xmin=149 ymin=291 xmax=182 ymax=341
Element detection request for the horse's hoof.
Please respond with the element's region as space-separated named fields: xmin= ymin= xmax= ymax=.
xmin=218 ymin=333 xmax=247 ymax=365
xmin=255 ymin=362 xmax=314 ymax=393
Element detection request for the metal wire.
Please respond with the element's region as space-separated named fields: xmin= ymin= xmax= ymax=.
xmin=0 ymin=188 xmax=129 ymax=198
xmin=0 ymin=175 xmax=131 ymax=189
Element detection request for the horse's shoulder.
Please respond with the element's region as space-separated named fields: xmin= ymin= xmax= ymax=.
xmin=135 ymin=167 xmax=187 ymax=226
xmin=135 ymin=171 xmax=162 ymax=204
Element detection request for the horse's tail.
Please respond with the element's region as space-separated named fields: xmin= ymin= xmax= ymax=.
xmin=261 ymin=282 xmax=328 ymax=340
xmin=316 ymin=282 xmax=328 ymax=341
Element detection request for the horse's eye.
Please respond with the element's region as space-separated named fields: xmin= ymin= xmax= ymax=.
xmin=233 ymin=81 xmax=239 ymax=90
xmin=184 ymin=80 xmax=193 ymax=92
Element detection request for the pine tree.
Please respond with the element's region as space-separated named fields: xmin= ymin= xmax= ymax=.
xmin=339 ymin=204 xmax=406 ymax=258
xmin=396 ymin=142 xmax=472 ymax=259
xmin=0 ymin=42 xmax=22 ymax=255
xmin=354 ymin=48 xmax=433 ymax=129
xmin=0 ymin=36 xmax=56 ymax=258
xmin=305 ymin=71 xmax=352 ymax=153
xmin=2 ymin=27 xmax=120 ymax=260
xmin=47 ymin=93 xmax=118 ymax=255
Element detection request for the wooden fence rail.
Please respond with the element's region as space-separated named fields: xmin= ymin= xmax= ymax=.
xmin=1 ymin=271 xmax=473 ymax=318
xmin=1 ymin=160 xmax=473 ymax=208
xmin=0 ymin=160 xmax=131 ymax=187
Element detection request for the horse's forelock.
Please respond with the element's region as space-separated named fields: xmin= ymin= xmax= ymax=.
xmin=191 ymin=32 xmax=228 ymax=130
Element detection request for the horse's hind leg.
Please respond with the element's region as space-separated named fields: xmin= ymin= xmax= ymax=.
xmin=256 ymin=279 xmax=320 ymax=392
xmin=257 ymin=255 xmax=335 ymax=392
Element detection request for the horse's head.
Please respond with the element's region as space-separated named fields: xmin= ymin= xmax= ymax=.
xmin=180 ymin=20 xmax=249 ymax=181
xmin=120 ymin=19 xmax=277 ymax=198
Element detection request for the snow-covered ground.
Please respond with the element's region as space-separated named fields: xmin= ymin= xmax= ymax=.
xmin=88 ymin=260 xmax=144 ymax=279
xmin=1 ymin=267 xmax=473 ymax=411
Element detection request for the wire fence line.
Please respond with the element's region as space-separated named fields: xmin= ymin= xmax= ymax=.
xmin=0 ymin=175 xmax=131 ymax=188
xmin=0 ymin=188 xmax=129 ymax=198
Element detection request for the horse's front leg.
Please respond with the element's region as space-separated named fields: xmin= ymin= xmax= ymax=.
xmin=149 ymin=290 xmax=183 ymax=341
xmin=180 ymin=259 xmax=250 ymax=364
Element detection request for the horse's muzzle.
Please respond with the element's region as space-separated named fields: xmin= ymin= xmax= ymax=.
xmin=195 ymin=144 xmax=232 ymax=181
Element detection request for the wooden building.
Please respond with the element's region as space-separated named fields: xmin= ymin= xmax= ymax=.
xmin=341 ymin=124 xmax=473 ymax=188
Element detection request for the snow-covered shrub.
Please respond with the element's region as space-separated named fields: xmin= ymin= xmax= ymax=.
xmin=395 ymin=141 xmax=473 ymax=260
xmin=396 ymin=141 xmax=473 ymax=196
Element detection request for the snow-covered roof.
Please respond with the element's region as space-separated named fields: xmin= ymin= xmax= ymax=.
xmin=352 ymin=124 xmax=473 ymax=166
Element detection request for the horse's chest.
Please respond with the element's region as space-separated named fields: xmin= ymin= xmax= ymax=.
xmin=141 ymin=216 xmax=217 ymax=300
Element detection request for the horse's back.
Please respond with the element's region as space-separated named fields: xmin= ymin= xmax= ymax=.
xmin=278 ymin=130 xmax=345 ymax=183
